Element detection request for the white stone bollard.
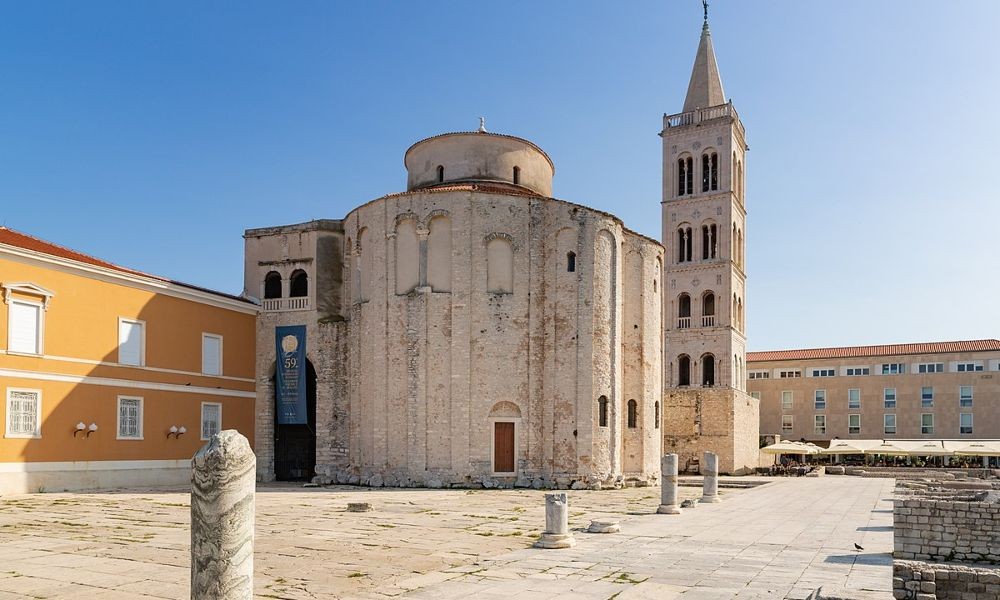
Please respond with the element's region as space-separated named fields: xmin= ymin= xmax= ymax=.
xmin=534 ymin=492 xmax=576 ymax=549
xmin=191 ymin=430 xmax=256 ymax=600
xmin=657 ymin=453 xmax=682 ymax=514
xmin=700 ymin=451 xmax=721 ymax=504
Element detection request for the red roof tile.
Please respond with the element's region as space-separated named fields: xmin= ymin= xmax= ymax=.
xmin=747 ymin=340 xmax=1000 ymax=363
xmin=0 ymin=226 xmax=251 ymax=303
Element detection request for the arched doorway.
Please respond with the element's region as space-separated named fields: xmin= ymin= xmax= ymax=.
xmin=273 ymin=360 xmax=317 ymax=481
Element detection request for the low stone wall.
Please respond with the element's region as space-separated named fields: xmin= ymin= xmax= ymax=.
xmin=894 ymin=496 xmax=1000 ymax=562
xmin=894 ymin=560 xmax=1000 ymax=599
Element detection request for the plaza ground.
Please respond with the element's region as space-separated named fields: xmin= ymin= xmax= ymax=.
xmin=0 ymin=477 xmax=893 ymax=599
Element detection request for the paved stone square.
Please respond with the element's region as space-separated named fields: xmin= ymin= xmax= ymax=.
xmin=0 ymin=477 xmax=893 ymax=599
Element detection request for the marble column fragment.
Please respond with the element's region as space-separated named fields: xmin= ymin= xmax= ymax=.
xmin=534 ymin=492 xmax=576 ymax=549
xmin=191 ymin=430 xmax=256 ymax=600
xmin=657 ymin=453 xmax=682 ymax=514
xmin=700 ymin=451 xmax=721 ymax=503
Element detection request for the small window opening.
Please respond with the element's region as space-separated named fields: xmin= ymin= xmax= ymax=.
xmin=264 ymin=271 xmax=282 ymax=299
xmin=627 ymin=399 xmax=637 ymax=428
xmin=513 ymin=166 xmax=521 ymax=185
xmin=702 ymin=354 xmax=716 ymax=386
xmin=289 ymin=269 xmax=308 ymax=297
xmin=436 ymin=165 xmax=444 ymax=183
xmin=566 ymin=251 xmax=576 ymax=272
xmin=678 ymin=355 xmax=691 ymax=386
xmin=677 ymin=227 xmax=693 ymax=263
xmin=654 ymin=401 xmax=660 ymax=428
xmin=677 ymin=157 xmax=693 ymax=196
xmin=598 ymin=396 xmax=608 ymax=427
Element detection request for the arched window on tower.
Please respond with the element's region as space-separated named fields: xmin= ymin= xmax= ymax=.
xmin=702 ymin=291 xmax=715 ymax=327
xmin=701 ymin=223 xmax=718 ymax=260
xmin=289 ymin=269 xmax=308 ymax=298
xmin=738 ymin=297 xmax=744 ymax=332
xmin=677 ymin=293 xmax=691 ymax=329
xmin=513 ymin=166 xmax=521 ymax=185
xmin=702 ymin=354 xmax=716 ymax=387
xmin=263 ymin=271 xmax=282 ymax=299
xmin=436 ymin=165 xmax=444 ymax=183
xmin=598 ymin=396 xmax=609 ymax=427
xmin=677 ymin=226 xmax=692 ymax=263
xmin=566 ymin=251 xmax=576 ymax=273
xmin=702 ymin=152 xmax=718 ymax=192
xmin=677 ymin=156 xmax=693 ymax=196
xmin=678 ymin=355 xmax=691 ymax=387
xmin=627 ymin=399 xmax=638 ymax=428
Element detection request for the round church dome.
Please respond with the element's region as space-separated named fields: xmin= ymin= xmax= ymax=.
xmin=404 ymin=130 xmax=554 ymax=196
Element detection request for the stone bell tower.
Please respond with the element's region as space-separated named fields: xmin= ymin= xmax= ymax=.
xmin=660 ymin=7 xmax=759 ymax=474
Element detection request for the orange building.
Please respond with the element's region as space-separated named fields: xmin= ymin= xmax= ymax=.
xmin=0 ymin=227 xmax=256 ymax=493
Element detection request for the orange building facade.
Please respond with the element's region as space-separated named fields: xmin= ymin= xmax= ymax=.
xmin=0 ymin=227 xmax=257 ymax=493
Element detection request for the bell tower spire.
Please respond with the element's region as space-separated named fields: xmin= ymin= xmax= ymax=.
xmin=683 ymin=1 xmax=726 ymax=112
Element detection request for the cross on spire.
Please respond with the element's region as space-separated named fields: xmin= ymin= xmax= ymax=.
xmin=703 ymin=0 xmax=709 ymax=25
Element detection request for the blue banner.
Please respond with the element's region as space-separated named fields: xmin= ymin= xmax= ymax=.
xmin=275 ymin=325 xmax=307 ymax=425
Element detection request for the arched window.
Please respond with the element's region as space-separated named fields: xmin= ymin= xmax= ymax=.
xmin=737 ymin=160 xmax=744 ymax=199
xmin=654 ymin=401 xmax=660 ymax=428
xmin=653 ymin=279 xmax=657 ymax=293
xmin=395 ymin=219 xmax=419 ymax=294
xmin=598 ymin=396 xmax=608 ymax=427
xmin=702 ymin=354 xmax=716 ymax=386
xmin=677 ymin=226 xmax=692 ymax=263
xmin=677 ymin=156 xmax=693 ymax=196
xmin=678 ymin=355 xmax=691 ymax=387
xmin=677 ymin=293 xmax=691 ymax=329
xmin=263 ymin=271 xmax=282 ymax=299
xmin=566 ymin=251 xmax=576 ymax=273
xmin=289 ymin=269 xmax=308 ymax=297
xmin=738 ymin=297 xmax=744 ymax=332
xmin=627 ymin=399 xmax=638 ymax=428
xmin=436 ymin=165 xmax=444 ymax=183
xmin=513 ymin=166 xmax=521 ymax=185
xmin=701 ymin=223 xmax=718 ymax=259
xmin=702 ymin=291 xmax=715 ymax=327
xmin=702 ymin=152 xmax=718 ymax=192
xmin=486 ymin=236 xmax=514 ymax=293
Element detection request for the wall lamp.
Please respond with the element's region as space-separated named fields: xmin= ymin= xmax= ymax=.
xmin=87 ymin=423 xmax=98 ymax=437
xmin=74 ymin=422 xmax=86 ymax=437
xmin=167 ymin=425 xmax=187 ymax=439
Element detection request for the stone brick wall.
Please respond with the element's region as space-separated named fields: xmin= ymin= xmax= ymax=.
xmin=894 ymin=560 xmax=1000 ymax=599
xmin=662 ymin=387 xmax=759 ymax=474
xmin=894 ymin=496 xmax=1000 ymax=562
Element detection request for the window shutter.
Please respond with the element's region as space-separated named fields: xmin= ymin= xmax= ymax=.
xmin=9 ymin=302 xmax=40 ymax=354
xmin=202 ymin=336 xmax=221 ymax=375
xmin=119 ymin=321 xmax=142 ymax=365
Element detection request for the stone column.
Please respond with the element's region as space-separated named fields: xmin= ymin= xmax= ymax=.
xmin=657 ymin=454 xmax=681 ymax=514
xmin=700 ymin=451 xmax=721 ymax=503
xmin=191 ymin=430 xmax=256 ymax=600
xmin=534 ymin=492 xmax=575 ymax=549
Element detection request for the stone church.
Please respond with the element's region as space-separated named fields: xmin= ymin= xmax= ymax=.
xmin=243 ymin=13 xmax=758 ymax=487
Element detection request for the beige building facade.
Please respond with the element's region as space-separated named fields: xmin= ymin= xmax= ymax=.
xmin=244 ymin=131 xmax=664 ymax=488
xmin=748 ymin=340 xmax=1000 ymax=443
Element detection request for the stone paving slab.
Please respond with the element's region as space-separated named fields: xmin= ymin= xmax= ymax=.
xmin=401 ymin=477 xmax=895 ymax=599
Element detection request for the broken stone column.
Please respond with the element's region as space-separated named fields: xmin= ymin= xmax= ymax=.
xmin=534 ymin=492 xmax=575 ymax=549
xmin=191 ymin=430 xmax=256 ymax=600
xmin=657 ymin=453 xmax=682 ymax=514
xmin=700 ymin=451 xmax=721 ymax=504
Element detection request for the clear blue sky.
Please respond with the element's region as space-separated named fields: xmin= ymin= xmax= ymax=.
xmin=2 ymin=1 xmax=997 ymax=351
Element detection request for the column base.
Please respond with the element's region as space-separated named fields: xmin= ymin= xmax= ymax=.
xmin=534 ymin=533 xmax=576 ymax=549
xmin=657 ymin=504 xmax=682 ymax=515
xmin=700 ymin=495 xmax=721 ymax=504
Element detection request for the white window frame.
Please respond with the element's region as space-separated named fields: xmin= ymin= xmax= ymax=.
xmin=7 ymin=298 xmax=45 ymax=356
xmin=5 ymin=387 xmax=42 ymax=439
xmin=201 ymin=333 xmax=223 ymax=376
xmin=809 ymin=368 xmax=835 ymax=378
xmin=814 ymin=389 xmax=826 ymax=410
xmin=920 ymin=386 xmax=934 ymax=408
xmin=117 ymin=317 xmax=146 ymax=367
xmin=920 ymin=413 xmax=934 ymax=435
xmin=814 ymin=414 xmax=826 ymax=435
xmin=917 ymin=363 xmax=944 ymax=374
xmin=843 ymin=366 xmax=870 ymax=376
xmin=881 ymin=363 xmax=905 ymax=375
xmin=959 ymin=385 xmax=973 ymax=408
xmin=750 ymin=391 xmax=761 ymax=400
xmin=778 ymin=369 xmax=802 ymax=379
xmin=884 ymin=413 xmax=897 ymax=435
xmin=748 ymin=370 xmax=770 ymax=380
xmin=884 ymin=388 xmax=896 ymax=409
xmin=116 ymin=395 xmax=144 ymax=440
xmin=781 ymin=391 xmax=793 ymax=410
xmin=201 ymin=402 xmax=223 ymax=441
xmin=848 ymin=413 xmax=861 ymax=435
xmin=960 ymin=413 xmax=973 ymax=435
xmin=781 ymin=414 xmax=793 ymax=433
xmin=848 ymin=388 xmax=861 ymax=409
xmin=953 ymin=361 xmax=984 ymax=373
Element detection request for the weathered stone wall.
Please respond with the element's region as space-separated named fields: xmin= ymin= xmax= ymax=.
xmin=894 ymin=560 xmax=1000 ymax=600
xmin=894 ymin=496 xmax=1000 ymax=562
xmin=662 ymin=387 xmax=758 ymax=474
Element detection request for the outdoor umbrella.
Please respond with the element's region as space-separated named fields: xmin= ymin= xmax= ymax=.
xmin=821 ymin=440 xmax=876 ymax=455
xmin=864 ymin=441 xmax=911 ymax=456
xmin=762 ymin=441 xmax=818 ymax=455
xmin=907 ymin=441 xmax=953 ymax=457
xmin=950 ymin=441 xmax=1000 ymax=457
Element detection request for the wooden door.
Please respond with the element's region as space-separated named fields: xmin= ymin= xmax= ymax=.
xmin=494 ymin=422 xmax=515 ymax=473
